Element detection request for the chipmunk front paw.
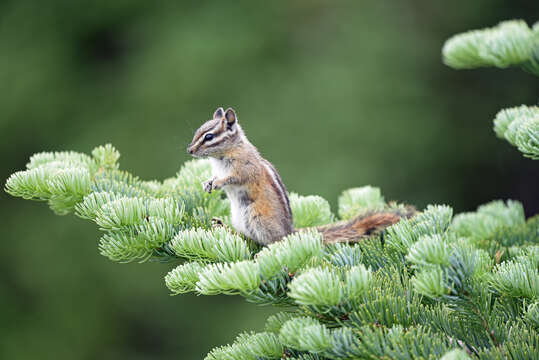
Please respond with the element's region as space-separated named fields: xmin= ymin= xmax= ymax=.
xmin=202 ymin=178 xmax=215 ymax=193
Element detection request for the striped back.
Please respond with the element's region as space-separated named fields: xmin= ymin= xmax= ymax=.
xmin=261 ymin=158 xmax=293 ymax=226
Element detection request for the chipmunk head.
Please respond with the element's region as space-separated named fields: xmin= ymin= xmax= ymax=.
xmin=187 ymin=107 xmax=242 ymax=158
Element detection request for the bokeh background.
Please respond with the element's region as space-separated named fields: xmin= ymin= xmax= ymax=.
xmin=1 ymin=1 xmax=538 ymax=359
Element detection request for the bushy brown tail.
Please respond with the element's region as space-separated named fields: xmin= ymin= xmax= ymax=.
xmin=315 ymin=206 xmax=416 ymax=244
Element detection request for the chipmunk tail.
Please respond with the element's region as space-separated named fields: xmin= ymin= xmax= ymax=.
xmin=316 ymin=205 xmax=416 ymax=244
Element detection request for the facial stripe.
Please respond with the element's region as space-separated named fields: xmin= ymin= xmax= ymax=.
xmin=200 ymin=126 xmax=239 ymax=148
xmin=192 ymin=122 xmax=223 ymax=150
xmin=192 ymin=120 xmax=222 ymax=144
xmin=189 ymin=117 xmax=239 ymax=154
xmin=203 ymin=132 xmax=229 ymax=148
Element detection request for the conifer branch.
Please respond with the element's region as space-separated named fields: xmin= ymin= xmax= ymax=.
xmin=5 ymin=143 xmax=538 ymax=358
xmin=443 ymin=20 xmax=539 ymax=160
xmin=493 ymin=105 xmax=539 ymax=159
xmin=5 ymin=19 xmax=539 ymax=357
xmin=442 ymin=20 xmax=538 ymax=73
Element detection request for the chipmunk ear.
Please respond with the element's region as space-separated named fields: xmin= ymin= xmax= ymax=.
xmin=213 ymin=107 xmax=224 ymax=119
xmin=224 ymin=108 xmax=237 ymax=126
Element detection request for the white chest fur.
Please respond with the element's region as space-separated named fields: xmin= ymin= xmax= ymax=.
xmin=209 ymin=158 xmax=250 ymax=237
xmin=209 ymin=158 xmax=230 ymax=179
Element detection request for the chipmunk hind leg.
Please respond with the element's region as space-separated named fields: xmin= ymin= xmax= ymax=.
xmin=246 ymin=216 xmax=288 ymax=245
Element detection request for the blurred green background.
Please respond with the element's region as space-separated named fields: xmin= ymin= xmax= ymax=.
xmin=1 ymin=1 xmax=538 ymax=359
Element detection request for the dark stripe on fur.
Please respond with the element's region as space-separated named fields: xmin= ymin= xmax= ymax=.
xmin=262 ymin=159 xmax=292 ymax=218
xmin=266 ymin=174 xmax=293 ymax=234
xmin=205 ymin=135 xmax=228 ymax=148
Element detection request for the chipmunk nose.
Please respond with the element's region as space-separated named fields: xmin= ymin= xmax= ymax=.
xmin=187 ymin=146 xmax=194 ymax=154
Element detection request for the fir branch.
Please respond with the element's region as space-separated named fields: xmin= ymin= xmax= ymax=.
xmin=5 ymin=142 xmax=539 ymax=359
xmin=290 ymin=193 xmax=335 ymax=228
xmin=442 ymin=20 xmax=537 ymax=72
xmin=165 ymin=261 xmax=205 ymax=294
xmin=169 ymin=227 xmax=252 ymax=263
xmin=492 ymin=105 xmax=539 ymax=159
xmin=256 ymin=230 xmax=324 ymax=279
xmin=338 ymin=186 xmax=385 ymax=220
xmin=196 ymin=260 xmax=260 ymax=295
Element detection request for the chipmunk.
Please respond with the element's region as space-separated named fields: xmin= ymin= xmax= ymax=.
xmin=187 ymin=107 xmax=414 ymax=245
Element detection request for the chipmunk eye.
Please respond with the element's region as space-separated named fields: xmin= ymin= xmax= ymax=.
xmin=204 ymin=133 xmax=214 ymax=141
